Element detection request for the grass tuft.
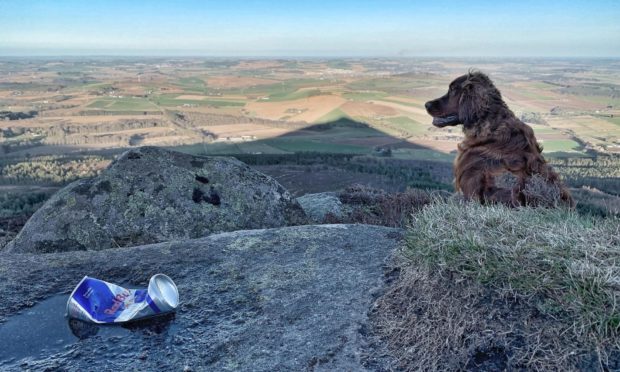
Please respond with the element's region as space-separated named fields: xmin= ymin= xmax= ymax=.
xmin=407 ymin=199 xmax=620 ymax=340
xmin=372 ymin=198 xmax=620 ymax=370
xmin=331 ymin=184 xmax=440 ymax=227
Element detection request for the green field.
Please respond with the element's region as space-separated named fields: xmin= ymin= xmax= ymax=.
xmin=385 ymin=116 xmax=427 ymax=135
xmin=263 ymin=137 xmax=369 ymax=153
xmin=576 ymin=95 xmax=620 ymax=107
xmin=86 ymin=100 xmax=111 ymax=109
xmin=326 ymin=60 xmax=352 ymax=69
xmin=155 ymin=97 xmax=206 ymax=106
xmin=540 ymin=139 xmax=582 ymax=152
xmin=379 ymin=98 xmax=424 ymax=108
xmin=515 ymin=89 xmax=556 ymax=100
xmin=342 ymin=91 xmax=388 ymax=101
xmin=107 ymin=99 xmax=158 ymax=111
xmin=239 ymin=82 xmax=291 ymax=96
xmin=604 ymin=116 xmax=620 ymax=127
xmin=153 ymin=94 xmax=245 ymax=107
xmin=530 ymin=126 xmax=558 ymax=134
xmin=195 ymin=137 xmax=371 ymax=155
xmin=392 ymin=148 xmax=456 ymax=161
xmin=80 ymin=82 xmax=113 ymax=91
xmin=223 ymin=78 xmax=332 ymax=96
xmin=267 ymin=88 xmax=323 ymax=102
xmin=346 ymin=76 xmax=435 ymax=94
xmin=86 ymin=97 xmax=159 ymax=111
xmin=176 ymin=77 xmax=207 ymax=92
xmin=235 ymin=141 xmax=290 ymax=154
xmin=204 ymin=99 xmax=245 ymax=107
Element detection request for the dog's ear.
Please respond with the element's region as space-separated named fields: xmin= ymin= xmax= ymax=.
xmin=458 ymin=79 xmax=489 ymax=126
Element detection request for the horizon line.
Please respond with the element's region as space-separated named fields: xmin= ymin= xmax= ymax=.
xmin=1 ymin=54 xmax=620 ymax=60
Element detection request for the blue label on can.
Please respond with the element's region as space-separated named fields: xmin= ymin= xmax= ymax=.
xmin=67 ymin=275 xmax=176 ymax=324
xmin=72 ymin=278 xmax=136 ymax=322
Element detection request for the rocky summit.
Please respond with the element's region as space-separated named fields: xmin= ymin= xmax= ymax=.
xmin=4 ymin=146 xmax=307 ymax=253
xmin=0 ymin=224 xmax=403 ymax=371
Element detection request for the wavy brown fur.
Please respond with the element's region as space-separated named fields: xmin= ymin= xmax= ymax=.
xmin=426 ymin=72 xmax=574 ymax=207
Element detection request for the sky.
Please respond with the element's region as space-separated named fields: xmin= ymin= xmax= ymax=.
xmin=0 ymin=0 xmax=619 ymax=57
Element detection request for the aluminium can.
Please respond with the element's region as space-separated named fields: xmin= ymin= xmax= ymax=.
xmin=66 ymin=274 xmax=179 ymax=323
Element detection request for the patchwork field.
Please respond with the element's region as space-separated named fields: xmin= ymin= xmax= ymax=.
xmin=1 ymin=57 xmax=619 ymax=160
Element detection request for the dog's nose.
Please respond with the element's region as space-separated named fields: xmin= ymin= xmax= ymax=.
xmin=424 ymin=101 xmax=433 ymax=110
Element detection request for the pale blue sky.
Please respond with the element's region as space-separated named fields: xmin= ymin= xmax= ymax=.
xmin=0 ymin=0 xmax=618 ymax=57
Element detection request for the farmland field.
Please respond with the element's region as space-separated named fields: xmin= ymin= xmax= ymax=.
xmin=1 ymin=57 xmax=619 ymax=221
xmin=1 ymin=57 xmax=619 ymax=160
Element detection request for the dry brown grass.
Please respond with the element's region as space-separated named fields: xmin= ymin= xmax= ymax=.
xmin=572 ymin=187 xmax=620 ymax=217
xmin=371 ymin=264 xmax=582 ymax=371
xmin=494 ymin=173 xmax=567 ymax=207
xmin=370 ymin=199 xmax=620 ymax=371
xmin=327 ymin=184 xmax=438 ymax=228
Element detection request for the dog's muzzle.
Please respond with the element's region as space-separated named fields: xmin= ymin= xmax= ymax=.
xmin=432 ymin=115 xmax=459 ymax=127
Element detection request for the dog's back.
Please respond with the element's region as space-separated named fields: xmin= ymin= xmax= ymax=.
xmin=455 ymin=114 xmax=573 ymax=207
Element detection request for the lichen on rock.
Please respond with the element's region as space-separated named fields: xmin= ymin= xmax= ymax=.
xmin=296 ymin=192 xmax=347 ymax=223
xmin=4 ymin=146 xmax=307 ymax=253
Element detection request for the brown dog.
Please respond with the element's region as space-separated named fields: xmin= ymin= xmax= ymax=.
xmin=425 ymin=71 xmax=573 ymax=207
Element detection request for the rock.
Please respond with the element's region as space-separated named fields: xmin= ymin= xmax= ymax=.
xmin=296 ymin=192 xmax=347 ymax=223
xmin=0 ymin=224 xmax=403 ymax=371
xmin=4 ymin=146 xmax=307 ymax=253
xmin=0 ymin=229 xmax=16 ymax=251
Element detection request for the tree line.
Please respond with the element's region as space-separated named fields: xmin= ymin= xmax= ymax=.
xmin=0 ymin=155 xmax=109 ymax=185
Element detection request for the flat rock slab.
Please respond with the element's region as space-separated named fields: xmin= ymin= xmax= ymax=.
xmin=5 ymin=146 xmax=306 ymax=254
xmin=0 ymin=224 xmax=403 ymax=371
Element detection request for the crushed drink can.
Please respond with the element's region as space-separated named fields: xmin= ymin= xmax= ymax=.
xmin=66 ymin=274 xmax=179 ymax=323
